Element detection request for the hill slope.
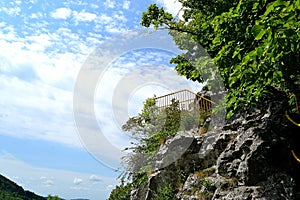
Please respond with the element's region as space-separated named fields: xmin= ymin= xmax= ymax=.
xmin=0 ymin=174 xmax=45 ymax=200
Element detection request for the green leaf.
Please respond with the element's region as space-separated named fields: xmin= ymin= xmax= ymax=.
xmin=212 ymin=37 xmax=221 ymax=45
xmin=256 ymin=46 xmax=264 ymax=56
xmin=272 ymin=0 xmax=286 ymax=8
xmin=264 ymin=4 xmax=274 ymax=16
xmin=232 ymin=50 xmax=239 ymax=58
xmin=252 ymin=25 xmax=267 ymax=40
xmin=252 ymin=2 xmax=259 ymax=11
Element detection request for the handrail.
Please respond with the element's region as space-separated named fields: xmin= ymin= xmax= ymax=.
xmin=286 ymin=93 xmax=300 ymax=163
xmin=285 ymin=111 xmax=300 ymax=127
xmin=185 ymin=89 xmax=216 ymax=104
xmin=292 ymin=150 xmax=300 ymax=163
xmin=154 ymin=89 xmax=215 ymax=104
xmin=154 ymin=89 xmax=215 ymax=112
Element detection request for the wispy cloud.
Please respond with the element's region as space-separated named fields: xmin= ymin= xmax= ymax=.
xmin=0 ymin=6 xmax=21 ymax=16
xmin=73 ymin=10 xmax=97 ymax=22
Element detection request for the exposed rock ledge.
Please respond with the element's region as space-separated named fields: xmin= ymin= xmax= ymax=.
xmin=131 ymin=88 xmax=300 ymax=200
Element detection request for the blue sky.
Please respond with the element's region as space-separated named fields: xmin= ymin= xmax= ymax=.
xmin=0 ymin=0 xmax=196 ymax=199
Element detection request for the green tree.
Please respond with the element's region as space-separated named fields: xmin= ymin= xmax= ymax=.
xmin=47 ymin=194 xmax=60 ymax=200
xmin=108 ymin=183 xmax=132 ymax=200
xmin=141 ymin=0 xmax=300 ymax=118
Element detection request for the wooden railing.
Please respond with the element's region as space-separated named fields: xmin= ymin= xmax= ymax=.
xmin=154 ymin=89 xmax=214 ymax=113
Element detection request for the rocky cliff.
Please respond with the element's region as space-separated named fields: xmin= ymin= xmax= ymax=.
xmin=131 ymin=88 xmax=300 ymax=200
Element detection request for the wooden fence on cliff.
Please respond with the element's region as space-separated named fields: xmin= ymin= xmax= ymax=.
xmin=154 ymin=89 xmax=213 ymax=113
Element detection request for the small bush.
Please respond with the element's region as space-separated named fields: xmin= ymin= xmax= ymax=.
xmin=152 ymin=184 xmax=175 ymax=200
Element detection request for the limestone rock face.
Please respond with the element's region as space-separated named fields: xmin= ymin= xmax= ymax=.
xmin=131 ymin=88 xmax=300 ymax=200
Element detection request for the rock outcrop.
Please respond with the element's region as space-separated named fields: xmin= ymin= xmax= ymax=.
xmin=131 ymin=88 xmax=300 ymax=200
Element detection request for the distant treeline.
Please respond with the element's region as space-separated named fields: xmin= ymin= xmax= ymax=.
xmin=0 ymin=174 xmax=45 ymax=200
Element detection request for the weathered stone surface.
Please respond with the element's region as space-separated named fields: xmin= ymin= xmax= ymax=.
xmin=213 ymin=172 xmax=295 ymax=200
xmin=141 ymin=128 xmax=235 ymax=200
xmin=155 ymin=130 xmax=197 ymax=170
xmin=131 ymin=88 xmax=300 ymax=200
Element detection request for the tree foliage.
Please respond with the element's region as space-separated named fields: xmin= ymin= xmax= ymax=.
xmin=110 ymin=1 xmax=300 ymax=198
xmin=0 ymin=174 xmax=45 ymax=200
xmin=108 ymin=183 xmax=132 ymax=200
xmin=141 ymin=0 xmax=300 ymax=118
xmin=47 ymin=195 xmax=61 ymax=200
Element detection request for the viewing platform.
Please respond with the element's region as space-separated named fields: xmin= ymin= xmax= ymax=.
xmin=154 ymin=89 xmax=214 ymax=113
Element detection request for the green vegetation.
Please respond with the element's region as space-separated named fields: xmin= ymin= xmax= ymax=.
xmin=122 ymin=98 xmax=180 ymax=176
xmin=152 ymin=184 xmax=175 ymax=200
xmin=0 ymin=174 xmax=45 ymax=200
xmin=108 ymin=183 xmax=132 ymax=200
xmin=121 ymin=97 xmax=200 ymax=180
xmin=109 ymin=98 xmax=201 ymax=199
xmin=47 ymin=194 xmax=62 ymax=200
xmin=109 ymin=0 xmax=300 ymax=198
xmin=141 ymin=0 xmax=300 ymax=118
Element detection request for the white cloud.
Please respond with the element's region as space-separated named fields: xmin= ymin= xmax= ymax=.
xmin=105 ymin=25 xmax=125 ymax=34
xmin=123 ymin=0 xmax=130 ymax=9
xmin=30 ymin=12 xmax=43 ymax=19
xmin=90 ymin=3 xmax=99 ymax=9
xmin=15 ymin=0 xmax=22 ymax=5
xmin=0 ymin=26 xmax=200 ymax=156
xmin=94 ymin=13 xmax=128 ymax=34
xmin=157 ymin=0 xmax=183 ymax=18
xmin=51 ymin=7 xmax=72 ymax=19
xmin=106 ymin=184 xmax=114 ymax=190
xmin=0 ymin=77 xmax=80 ymax=147
xmin=70 ymin=186 xmax=90 ymax=190
xmin=89 ymin=174 xmax=102 ymax=182
xmin=0 ymin=26 xmax=92 ymax=148
xmin=96 ymin=14 xmax=113 ymax=25
xmin=0 ymin=26 xmax=18 ymax=41
xmin=73 ymin=177 xmax=84 ymax=185
xmin=25 ymin=34 xmax=52 ymax=51
xmin=103 ymin=0 xmax=115 ymax=9
xmin=1 ymin=6 xmax=21 ymax=16
xmin=43 ymin=179 xmax=54 ymax=187
xmin=113 ymin=13 xmax=127 ymax=23
xmin=73 ymin=10 xmax=97 ymax=22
